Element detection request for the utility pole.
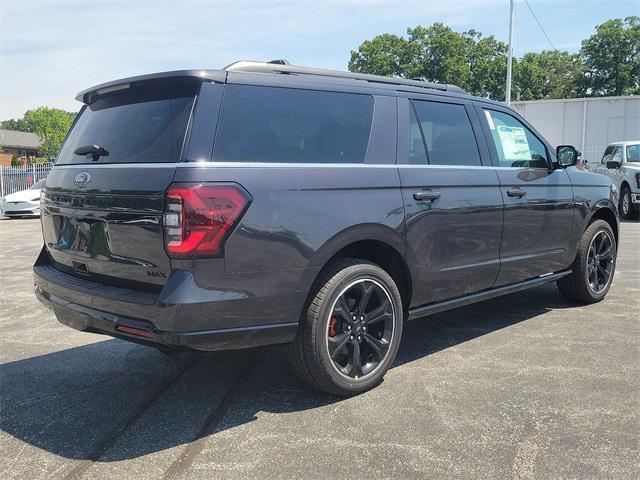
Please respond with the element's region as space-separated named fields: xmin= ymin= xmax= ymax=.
xmin=505 ymin=0 xmax=515 ymax=106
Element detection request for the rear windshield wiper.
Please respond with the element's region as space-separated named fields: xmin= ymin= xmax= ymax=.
xmin=73 ymin=144 xmax=109 ymax=161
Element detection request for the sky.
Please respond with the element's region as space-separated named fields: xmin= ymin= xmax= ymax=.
xmin=1 ymin=0 xmax=638 ymax=120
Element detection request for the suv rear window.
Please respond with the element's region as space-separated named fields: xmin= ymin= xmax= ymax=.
xmin=213 ymin=85 xmax=373 ymax=163
xmin=56 ymin=82 xmax=197 ymax=165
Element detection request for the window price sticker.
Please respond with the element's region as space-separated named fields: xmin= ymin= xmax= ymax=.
xmin=496 ymin=125 xmax=531 ymax=160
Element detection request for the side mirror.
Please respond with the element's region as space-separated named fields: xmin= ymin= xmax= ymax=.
xmin=606 ymin=160 xmax=621 ymax=169
xmin=556 ymin=145 xmax=578 ymax=168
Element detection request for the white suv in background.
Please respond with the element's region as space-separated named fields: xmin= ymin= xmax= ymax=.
xmin=593 ymin=141 xmax=640 ymax=220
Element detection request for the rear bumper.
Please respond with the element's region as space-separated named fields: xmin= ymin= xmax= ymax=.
xmin=34 ymin=285 xmax=296 ymax=351
xmin=33 ymin=249 xmax=300 ymax=351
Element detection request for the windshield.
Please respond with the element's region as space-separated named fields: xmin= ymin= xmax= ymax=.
xmin=30 ymin=180 xmax=45 ymax=190
xmin=626 ymin=144 xmax=640 ymax=162
xmin=56 ymin=81 xmax=197 ymax=165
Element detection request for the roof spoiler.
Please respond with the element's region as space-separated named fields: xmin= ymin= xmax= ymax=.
xmin=75 ymin=69 xmax=226 ymax=104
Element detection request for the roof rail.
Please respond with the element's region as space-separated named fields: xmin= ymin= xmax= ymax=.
xmin=224 ymin=60 xmax=467 ymax=94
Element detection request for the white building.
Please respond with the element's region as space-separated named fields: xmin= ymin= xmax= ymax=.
xmin=513 ymin=95 xmax=640 ymax=162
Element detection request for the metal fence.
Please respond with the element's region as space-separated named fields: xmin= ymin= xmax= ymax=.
xmin=0 ymin=163 xmax=53 ymax=197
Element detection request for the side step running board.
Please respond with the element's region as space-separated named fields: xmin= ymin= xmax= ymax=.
xmin=407 ymin=270 xmax=572 ymax=321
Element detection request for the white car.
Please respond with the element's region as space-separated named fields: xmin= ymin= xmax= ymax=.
xmin=1 ymin=179 xmax=45 ymax=217
xmin=591 ymin=141 xmax=640 ymax=220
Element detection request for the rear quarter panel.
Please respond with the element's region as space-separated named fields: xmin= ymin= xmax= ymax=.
xmin=172 ymin=164 xmax=404 ymax=272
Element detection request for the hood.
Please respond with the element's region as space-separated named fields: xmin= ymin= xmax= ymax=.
xmin=4 ymin=187 xmax=42 ymax=202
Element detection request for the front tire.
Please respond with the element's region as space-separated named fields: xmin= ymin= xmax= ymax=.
xmin=557 ymin=219 xmax=617 ymax=303
xmin=620 ymin=186 xmax=637 ymax=220
xmin=287 ymin=258 xmax=403 ymax=396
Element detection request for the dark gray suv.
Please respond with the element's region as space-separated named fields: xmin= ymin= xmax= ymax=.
xmin=34 ymin=60 xmax=619 ymax=395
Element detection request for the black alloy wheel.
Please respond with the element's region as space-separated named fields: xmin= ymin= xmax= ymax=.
xmin=326 ymin=278 xmax=395 ymax=380
xmin=287 ymin=258 xmax=403 ymax=396
xmin=586 ymin=230 xmax=614 ymax=294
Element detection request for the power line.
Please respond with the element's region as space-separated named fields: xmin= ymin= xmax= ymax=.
xmin=523 ymin=0 xmax=557 ymax=50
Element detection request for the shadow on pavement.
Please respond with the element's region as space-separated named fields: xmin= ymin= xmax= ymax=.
xmin=0 ymin=283 xmax=575 ymax=462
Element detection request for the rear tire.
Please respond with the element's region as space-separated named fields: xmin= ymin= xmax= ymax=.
xmin=557 ymin=219 xmax=616 ymax=303
xmin=287 ymin=258 xmax=403 ymax=396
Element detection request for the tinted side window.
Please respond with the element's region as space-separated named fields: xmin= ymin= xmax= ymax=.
xmin=213 ymin=85 xmax=373 ymax=163
xmin=411 ymin=100 xmax=481 ymax=166
xmin=483 ymin=109 xmax=548 ymax=168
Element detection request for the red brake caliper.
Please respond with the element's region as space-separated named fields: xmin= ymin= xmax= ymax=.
xmin=328 ymin=316 xmax=338 ymax=337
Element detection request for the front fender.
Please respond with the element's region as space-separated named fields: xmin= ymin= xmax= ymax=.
xmin=563 ymin=166 xmax=619 ymax=261
xmin=621 ymin=167 xmax=640 ymax=193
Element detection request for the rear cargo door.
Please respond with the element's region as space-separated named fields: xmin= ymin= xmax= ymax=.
xmin=40 ymin=79 xmax=199 ymax=290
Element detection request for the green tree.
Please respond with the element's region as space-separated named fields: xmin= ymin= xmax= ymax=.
xmin=579 ymin=16 xmax=640 ymax=96
xmin=0 ymin=117 xmax=34 ymax=132
xmin=23 ymin=107 xmax=75 ymax=160
xmin=348 ymin=17 xmax=639 ymax=101
xmin=407 ymin=23 xmax=472 ymax=88
xmin=465 ymin=30 xmax=508 ymax=99
xmin=514 ymin=50 xmax=584 ymax=100
xmin=348 ymin=33 xmax=421 ymax=78
xmin=349 ymin=23 xmax=509 ymax=100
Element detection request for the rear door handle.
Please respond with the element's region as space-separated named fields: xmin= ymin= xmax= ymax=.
xmin=413 ymin=190 xmax=441 ymax=202
xmin=506 ymin=188 xmax=527 ymax=198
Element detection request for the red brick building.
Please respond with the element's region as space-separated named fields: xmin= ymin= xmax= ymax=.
xmin=0 ymin=129 xmax=43 ymax=166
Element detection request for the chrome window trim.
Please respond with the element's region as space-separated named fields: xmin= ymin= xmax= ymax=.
xmin=51 ymin=161 xmax=547 ymax=170
xmin=177 ymin=162 xmax=500 ymax=169
xmin=51 ymin=163 xmax=180 ymax=169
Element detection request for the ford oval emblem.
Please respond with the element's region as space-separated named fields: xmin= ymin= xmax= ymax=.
xmin=73 ymin=172 xmax=91 ymax=186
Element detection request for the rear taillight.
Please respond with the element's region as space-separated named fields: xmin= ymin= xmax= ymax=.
xmin=163 ymin=183 xmax=251 ymax=258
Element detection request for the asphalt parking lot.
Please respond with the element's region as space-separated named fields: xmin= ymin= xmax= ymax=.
xmin=0 ymin=218 xmax=638 ymax=479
